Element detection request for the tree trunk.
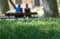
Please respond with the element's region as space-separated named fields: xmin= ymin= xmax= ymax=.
xmin=9 ymin=0 xmax=16 ymax=9
xmin=0 ymin=0 xmax=9 ymax=13
xmin=42 ymin=0 xmax=59 ymax=18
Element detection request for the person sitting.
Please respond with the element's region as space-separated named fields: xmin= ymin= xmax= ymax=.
xmin=15 ymin=4 xmax=23 ymax=13
xmin=24 ymin=4 xmax=31 ymax=17
xmin=15 ymin=4 xmax=24 ymax=17
xmin=24 ymin=4 xmax=30 ymax=13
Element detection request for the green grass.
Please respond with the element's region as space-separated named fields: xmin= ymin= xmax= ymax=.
xmin=0 ymin=18 xmax=60 ymax=39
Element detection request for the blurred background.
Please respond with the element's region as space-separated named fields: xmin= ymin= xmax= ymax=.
xmin=0 ymin=0 xmax=60 ymax=17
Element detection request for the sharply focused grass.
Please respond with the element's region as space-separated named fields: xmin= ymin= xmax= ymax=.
xmin=0 ymin=18 xmax=60 ymax=39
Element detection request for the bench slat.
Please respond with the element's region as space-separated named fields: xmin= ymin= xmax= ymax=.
xmin=5 ymin=12 xmax=38 ymax=18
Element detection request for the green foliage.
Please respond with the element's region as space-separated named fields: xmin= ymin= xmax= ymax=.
xmin=0 ymin=18 xmax=60 ymax=39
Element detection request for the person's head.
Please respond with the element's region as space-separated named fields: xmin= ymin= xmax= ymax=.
xmin=18 ymin=4 xmax=21 ymax=7
xmin=26 ymin=4 xmax=28 ymax=8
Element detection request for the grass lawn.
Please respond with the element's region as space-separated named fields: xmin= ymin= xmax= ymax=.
xmin=0 ymin=18 xmax=60 ymax=39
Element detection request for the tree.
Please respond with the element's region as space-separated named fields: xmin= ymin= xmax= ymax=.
xmin=42 ymin=0 xmax=59 ymax=17
xmin=0 ymin=0 xmax=9 ymax=14
xmin=9 ymin=0 xmax=16 ymax=9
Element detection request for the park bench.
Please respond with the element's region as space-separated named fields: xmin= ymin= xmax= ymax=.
xmin=5 ymin=12 xmax=38 ymax=18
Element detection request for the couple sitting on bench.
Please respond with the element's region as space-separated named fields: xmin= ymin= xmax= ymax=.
xmin=15 ymin=4 xmax=31 ymax=17
xmin=16 ymin=4 xmax=30 ymax=13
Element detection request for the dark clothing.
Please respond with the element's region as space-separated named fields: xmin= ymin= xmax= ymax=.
xmin=15 ymin=13 xmax=24 ymax=18
xmin=16 ymin=7 xmax=23 ymax=13
xmin=24 ymin=8 xmax=31 ymax=17
xmin=24 ymin=8 xmax=30 ymax=12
